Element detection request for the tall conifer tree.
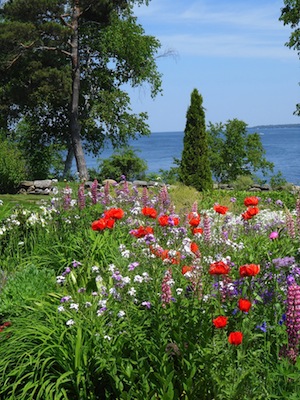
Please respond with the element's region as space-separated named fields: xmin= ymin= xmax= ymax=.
xmin=180 ymin=89 xmax=213 ymax=191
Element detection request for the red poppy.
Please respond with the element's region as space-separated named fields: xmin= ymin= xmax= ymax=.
xmin=142 ymin=207 xmax=157 ymax=219
xmin=238 ymin=298 xmax=252 ymax=313
xmin=214 ymin=204 xmax=229 ymax=215
xmin=246 ymin=206 xmax=259 ymax=216
xmin=91 ymin=218 xmax=115 ymax=230
xmin=244 ymin=196 xmax=259 ymax=207
xmin=182 ymin=265 xmax=194 ymax=275
xmin=239 ymin=264 xmax=260 ymax=277
xmin=228 ymin=331 xmax=243 ymax=345
xmin=104 ymin=208 xmax=124 ymax=220
xmin=192 ymin=227 xmax=203 ymax=235
xmin=188 ymin=212 xmax=201 ymax=227
xmin=104 ymin=218 xmax=115 ymax=229
xmin=158 ymin=215 xmax=179 ymax=227
xmin=209 ymin=261 xmax=230 ymax=275
xmin=190 ymin=242 xmax=200 ymax=257
xmin=241 ymin=210 xmax=253 ymax=220
xmin=130 ymin=226 xmax=154 ymax=238
xmin=213 ymin=316 xmax=228 ymax=329
xmin=242 ymin=206 xmax=259 ymax=220
xmin=158 ymin=215 xmax=169 ymax=226
xmin=91 ymin=218 xmax=108 ymax=231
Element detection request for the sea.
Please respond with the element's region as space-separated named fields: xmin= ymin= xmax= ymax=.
xmin=82 ymin=124 xmax=300 ymax=184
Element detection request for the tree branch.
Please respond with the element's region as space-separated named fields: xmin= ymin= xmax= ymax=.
xmin=34 ymin=46 xmax=72 ymax=57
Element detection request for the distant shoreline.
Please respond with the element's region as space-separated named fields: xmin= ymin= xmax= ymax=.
xmin=153 ymin=124 xmax=300 ymax=134
xmin=249 ymin=123 xmax=300 ymax=129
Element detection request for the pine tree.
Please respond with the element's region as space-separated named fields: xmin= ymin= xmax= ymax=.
xmin=180 ymin=89 xmax=213 ymax=191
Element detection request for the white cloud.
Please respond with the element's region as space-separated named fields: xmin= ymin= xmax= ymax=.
xmin=135 ymin=0 xmax=293 ymax=60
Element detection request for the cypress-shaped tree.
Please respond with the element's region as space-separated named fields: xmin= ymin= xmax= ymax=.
xmin=180 ymin=89 xmax=213 ymax=191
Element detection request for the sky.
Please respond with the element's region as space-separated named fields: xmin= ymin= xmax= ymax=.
xmin=128 ymin=0 xmax=300 ymax=132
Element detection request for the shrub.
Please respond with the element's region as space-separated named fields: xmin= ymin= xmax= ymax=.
xmin=232 ymin=175 xmax=254 ymax=191
xmin=97 ymin=147 xmax=147 ymax=181
xmin=0 ymin=140 xmax=27 ymax=194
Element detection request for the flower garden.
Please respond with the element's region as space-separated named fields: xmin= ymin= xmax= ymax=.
xmin=0 ymin=180 xmax=300 ymax=399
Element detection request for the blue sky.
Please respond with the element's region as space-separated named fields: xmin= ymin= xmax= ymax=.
xmin=128 ymin=0 xmax=300 ymax=132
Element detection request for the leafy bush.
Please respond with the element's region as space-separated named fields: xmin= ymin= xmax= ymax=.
xmin=0 ymin=140 xmax=27 ymax=194
xmin=232 ymin=175 xmax=254 ymax=191
xmin=270 ymin=171 xmax=288 ymax=190
xmin=96 ymin=147 xmax=148 ymax=181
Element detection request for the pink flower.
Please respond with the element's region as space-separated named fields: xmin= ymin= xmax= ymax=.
xmin=269 ymin=231 xmax=279 ymax=240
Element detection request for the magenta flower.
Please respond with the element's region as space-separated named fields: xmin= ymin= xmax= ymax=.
xmin=269 ymin=231 xmax=279 ymax=240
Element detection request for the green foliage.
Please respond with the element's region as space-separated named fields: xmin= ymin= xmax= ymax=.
xmin=96 ymin=147 xmax=148 ymax=181
xmin=0 ymin=0 xmax=162 ymax=177
xmin=207 ymin=119 xmax=274 ymax=183
xmin=180 ymin=89 xmax=213 ymax=191
xmin=232 ymin=175 xmax=254 ymax=191
xmin=0 ymin=265 xmax=56 ymax=318
xmin=279 ymin=0 xmax=300 ymax=115
xmin=0 ymin=140 xmax=27 ymax=193
xmin=15 ymin=119 xmax=65 ymax=179
xmin=270 ymin=171 xmax=288 ymax=190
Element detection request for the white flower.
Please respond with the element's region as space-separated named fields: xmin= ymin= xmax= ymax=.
xmin=57 ymin=305 xmax=65 ymax=312
xmin=56 ymin=275 xmax=66 ymax=284
xmin=70 ymin=303 xmax=79 ymax=311
xmin=92 ymin=266 xmax=100 ymax=273
xmin=122 ymin=276 xmax=131 ymax=284
xmin=121 ymin=250 xmax=130 ymax=258
xmin=176 ymin=288 xmax=184 ymax=295
xmin=85 ymin=302 xmax=92 ymax=308
xmin=128 ymin=287 xmax=137 ymax=296
xmin=117 ymin=310 xmax=125 ymax=318
xmin=66 ymin=319 xmax=75 ymax=326
xmin=108 ymin=264 xmax=116 ymax=272
xmin=134 ymin=275 xmax=143 ymax=283
xmin=98 ymin=299 xmax=107 ymax=308
xmin=104 ymin=335 xmax=112 ymax=340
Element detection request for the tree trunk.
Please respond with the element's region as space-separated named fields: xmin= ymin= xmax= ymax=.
xmin=63 ymin=140 xmax=74 ymax=178
xmin=70 ymin=1 xmax=89 ymax=181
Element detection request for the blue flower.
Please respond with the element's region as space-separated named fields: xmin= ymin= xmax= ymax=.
xmin=256 ymin=321 xmax=267 ymax=332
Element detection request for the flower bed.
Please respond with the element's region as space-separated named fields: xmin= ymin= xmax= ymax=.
xmin=0 ymin=181 xmax=300 ymax=399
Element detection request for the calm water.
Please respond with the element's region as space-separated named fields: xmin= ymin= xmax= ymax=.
xmin=83 ymin=125 xmax=300 ymax=184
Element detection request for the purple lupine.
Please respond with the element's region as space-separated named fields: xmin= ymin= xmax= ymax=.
xmin=161 ymin=269 xmax=173 ymax=307
xmin=142 ymin=187 xmax=149 ymax=207
xmin=63 ymin=185 xmax=72 ymax=210
xmin=191 ymin=201 xmax=198 ymax=213
xmin=77 ymin=183 xmax=85 ymax=210
xmin=159 ymin=185 xmax=171 ymax=212
xmin=91 ymin=179 xmax=98 ymax=205
xmin=122 ymin=179 xmax=130 ymax=194
xmin=203 ymin=214 xmax=211 ymax=243
xmin=285 ymin=210 xmax=296 ymax=239
xmin=285 ymin=283 xmax=300 ymax=363
xmin=296 ymin=194 xmax=300 ymax=235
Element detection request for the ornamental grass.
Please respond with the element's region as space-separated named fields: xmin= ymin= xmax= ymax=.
xmin=0 ymin=181 xmax=300 ymax=399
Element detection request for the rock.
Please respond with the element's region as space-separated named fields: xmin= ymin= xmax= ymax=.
xmin=132 ymin=180 xmax=149 ymax=187
xmin=19 ymin=181 xmax=34 ymax=188
xmin=260 ymin=184 xmax=271 ymax=191
xmin=102 ymin=179 xmax=117 ymax=186
xmin=33 ymin=179 xmax=52 ymax=189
